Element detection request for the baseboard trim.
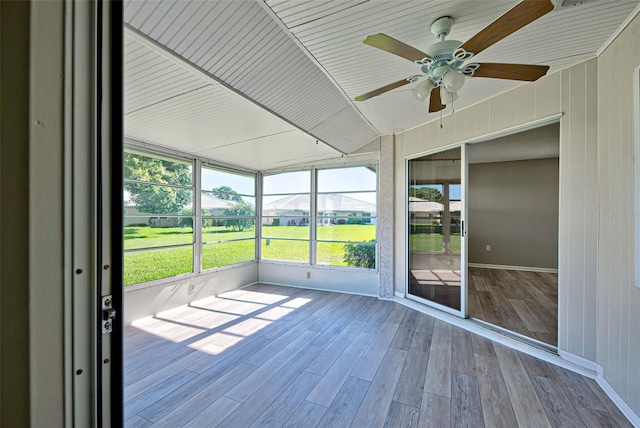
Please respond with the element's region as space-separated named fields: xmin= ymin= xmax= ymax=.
xmin=558 ymin=350 xmax=599 ymax=373
xmin=468 ymin=263 xmax=558 ymax=273
xmin=595 ymin=369 xmax=640 ymax=426
xmin=394 ymin=291 xmax=404 ymax=299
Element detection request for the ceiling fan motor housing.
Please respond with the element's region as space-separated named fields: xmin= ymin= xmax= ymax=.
xmin=431 ymin=16 xmax=454 ymax=40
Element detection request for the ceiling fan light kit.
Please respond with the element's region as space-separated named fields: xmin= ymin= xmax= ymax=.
xmin=355 ymin=0 xmax=555 ymax=113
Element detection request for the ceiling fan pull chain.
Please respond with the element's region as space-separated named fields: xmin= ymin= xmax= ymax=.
xmin=440 ymin=109 xmax=443 ymax=129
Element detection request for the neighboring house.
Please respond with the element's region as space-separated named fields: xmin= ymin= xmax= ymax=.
xmin=263 ymin=194 xmax=376 ymax=225
xmin=123 ymin=190 xmax=235 ymax=227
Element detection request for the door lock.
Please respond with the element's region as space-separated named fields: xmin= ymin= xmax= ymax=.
xmin=102 ymin=295 xmax=116 ymax=334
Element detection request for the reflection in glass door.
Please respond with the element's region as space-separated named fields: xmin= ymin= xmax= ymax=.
xmin=407 ymin=147 xmax=466 ymax=316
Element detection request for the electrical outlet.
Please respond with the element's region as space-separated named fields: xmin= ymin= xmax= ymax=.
xmin=306 ymin=272 xmax=311 ymax=279
xmin=188 ymin=283 xmax=195 ymax=295
xmin=485 ymin=245 xmax=491 ymax=252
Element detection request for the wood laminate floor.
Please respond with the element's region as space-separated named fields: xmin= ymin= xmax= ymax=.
xmin=468 ymin=268 xmax=558 ymax=346
xmin=124 ymin=284 xmax=629 ymax=428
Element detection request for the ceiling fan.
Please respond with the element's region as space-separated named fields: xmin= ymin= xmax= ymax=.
xmin=354 ymin=0 xmax=554 ymax=113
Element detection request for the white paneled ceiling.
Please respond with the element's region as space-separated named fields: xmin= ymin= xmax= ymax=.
xmin=265 ymin=0 xmax=639 ymax=134
xmin=124 ymin=31 xmax=340 ymax=170
xmin=124 ymin=0 xmax=640 ymax=168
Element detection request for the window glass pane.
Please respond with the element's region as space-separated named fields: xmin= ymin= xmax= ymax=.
xmin=201 ymin=167 xmax=255 ymax=196
xmin=317 ymin=242 xmax=376 ymax=269
xmin=449 ymin=184 xmax=461 ymax=201
xmin=262 ymin=219 xmax=309 ymax=239
xmin=202 ymin=219 xmax=255 ymax=242
xmin=201 ymin=193 xmax=255 ymax=217
xmin=263 ymin=171 xmax=310 ymax=194
xmin=316 ymin=222 xmax=376 ymax=241
xmin=124 ymin=151 xmax=192 ymax=186
xmin=316 ymin=192 xmax=376 ymax=215
xmin=124 ymin=221 xmax=193 ymax=250
xmin=317 ymin=166 xmax=376 ymax=192
xmin=262 ymin=194 xmax=310 ymax=215
xmin=124 ymin=246 xmax=193 ymax=286
xmin=202 ymin=240 xmax=255 ymax=270
xmin=409 ymin=184 xmax=443 ymax=202
xmin=261 ymin=239 xmax=309 ymax=263
xmin=124 ymin=184 xmax=192 ymax=215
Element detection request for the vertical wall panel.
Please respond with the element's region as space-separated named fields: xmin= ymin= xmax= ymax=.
xmin=597 ymin=12 xmax=640 ymax=415
xmin=394 ymin=134 xmax=406 ymax=295
xmin=379 ymin=135 xmax=395 ymax=299
xmin=536 ymin=72 xmax=563 ymax=119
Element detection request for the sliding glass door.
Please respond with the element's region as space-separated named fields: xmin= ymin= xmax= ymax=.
xmin=407 ymin=146 xmax=466 ymax=317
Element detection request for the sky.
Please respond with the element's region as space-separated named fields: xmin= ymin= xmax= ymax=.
xmin=201 ymin=166 xmax=378 ymax=204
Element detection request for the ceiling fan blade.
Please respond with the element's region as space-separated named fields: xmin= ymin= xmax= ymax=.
xmin=354 ymin=78 xmax=414 ymax=102
xmin=363 ymin=33 xmax=432 ymax=62
xmin=474 ymin=63 xmax=550 ymax=81
xmin=459 ymin=0 xmax=554 ymax=56
xmin=429 ymin=87 xmax=445 ymax=113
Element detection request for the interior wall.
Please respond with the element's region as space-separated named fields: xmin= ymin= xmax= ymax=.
xmin=395 ymin=58 xmax=599 ymax=364
xmin=124 ymin=263 xmax=258 ymax=323
xmin=28 ymin=2 xmax=66 ymax=426
xmin=467 ymin=158 xmax=559 ymax=269
xmin=597 ymin=11 xmax=640 ymax=415
xmin=0 ymin=1 xmax=31 ymax=426
xmin=258 ymin=263 xmax=379 ymax=297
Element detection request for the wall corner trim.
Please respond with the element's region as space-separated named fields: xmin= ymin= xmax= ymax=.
xmin=595 ymin=368 xmax=640 ymax=426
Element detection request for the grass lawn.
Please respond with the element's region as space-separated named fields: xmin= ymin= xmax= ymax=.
xmin=124 ymin=224 xmax=377 ymax=285
xmin=410 ymin=234 xmax=461 ymax=252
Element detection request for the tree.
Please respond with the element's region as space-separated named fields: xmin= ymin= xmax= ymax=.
xmin=343 ymin=241 xmax=376 ymax=269
xmin=409 ymin=186 xmax=442 ymax=202
xmin=211 ymin=186 xmax=242 ymax=202
xmin=124 ymin=152 xmax=192 ymax=214
xmin=223 ymin=200 xmax=255 ymax=231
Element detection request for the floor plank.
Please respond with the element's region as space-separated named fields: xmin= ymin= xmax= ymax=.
xmin=393 ymin=330 xmax=432 ymax=408
xmin=451 ymin=373 xmax=484 ymax=428
xmin=468 ymin=268 xmax=558 ymax=346
xmin=418 ymin=393 xmax=451 ymax=428
xmin=424 ymin=324 xmax=452 ymax=398
xmin=494 ymin=345 xmax=552 ymax=427
xmin=383 ymin=401 xmax=420 ymax=428
xmin=122 ymin=284 xmax=629 ymax=428
xmin=351 ymin=348 xmax=408 ymax=428
xmin=316 ymin=376 xmax=369 ymax=428
xmin=306 ymin=331 xmax=374 ymax=407
xmin=474 ymin=353 xmax=517 ymax=428
xmin=283 ymin=401 xmax=327 ymax=428
xmin=530 ymin=375 xmax=586 ymax=428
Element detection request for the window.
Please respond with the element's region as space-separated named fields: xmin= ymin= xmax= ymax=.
xmin=316 ymin=166 xmax=377 ymax=268
xmin=408 ymin=182 xmax=460 ymax=254
xmin=201 ymin=166 xmax=256 ymax=270
xmin=123 ymin=150 xmax=194 ymax=286
xmin=262 ymin=171 xmax=311 ymax=263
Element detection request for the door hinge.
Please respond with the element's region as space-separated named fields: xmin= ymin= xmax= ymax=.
xmin=102 ymin=295 xmax=116 ymax=334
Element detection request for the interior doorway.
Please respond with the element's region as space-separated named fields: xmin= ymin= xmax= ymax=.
xmin=405 ymin=123 xmax=560 ymax=348
xmin=465 ymin=123 xmax=560 ymax=347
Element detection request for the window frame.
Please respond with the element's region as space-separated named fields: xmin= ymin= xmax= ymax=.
xmin=314 ymin=165 xmax=378 ymax=270
xmin=124 ymin=143 xmax=259 ymax=290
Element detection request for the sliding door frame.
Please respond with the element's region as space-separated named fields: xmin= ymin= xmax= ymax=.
xmin=404 ymin=143 xmax=468 ymax=318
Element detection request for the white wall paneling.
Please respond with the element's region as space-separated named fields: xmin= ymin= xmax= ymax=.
xmin=258 ymin=263 xmax=379 ymax=297
xmin=597 ymin=12 xmax=640 ymax=416
xmin=124 ymin=263 xmax=258 ymax=324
